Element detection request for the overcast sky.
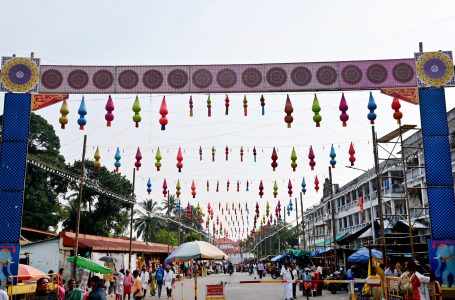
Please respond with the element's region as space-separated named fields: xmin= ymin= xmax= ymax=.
xmin=2 ymin=0 xmax=455 ymax=240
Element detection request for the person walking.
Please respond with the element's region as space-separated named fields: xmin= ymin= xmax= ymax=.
xmin=301 ymin=268 xmax=312 ymax=300
xmin=291 ymin=265 xmax=298 ymax=300
xmin=257 ymin=262 xmax=264 ymax=279
xmin=399 ymin=262 xmax=421 ymax=300
xmin=155 ymin=265 xmax=165 ymax=299
xmin=132 ymin=271 xmax=144 ymax=300
xmin=163 ymin=265 xmax=175 ymax=299
xmin=123 ymin=270 xmax=133 ymax=300
xmin=280 ymin=263 xmax=293 ymax=300
xmin=88 ymin=276 xmax=107 ymax=300
xmin=115 ymin=270 xmax=124 ymax=300
xmin=140 ymin=267 xmax=149 ymax=297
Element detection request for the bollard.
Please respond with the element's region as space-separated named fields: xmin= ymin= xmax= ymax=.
xmin=181 ymin=282 xmax=184 ymax=300
xmin=194 ymin=275 xmax=198 ymax=300
xmin=350 ymin=280 xmax=355 ymax=300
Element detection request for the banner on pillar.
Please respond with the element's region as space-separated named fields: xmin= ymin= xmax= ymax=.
xmin=381 ymin=87 xmax=419 ymax=104
xmin=0 ymin=243 xmax=20 ymax=288
xmin=428 ymin=239 xmax=455 ymax=289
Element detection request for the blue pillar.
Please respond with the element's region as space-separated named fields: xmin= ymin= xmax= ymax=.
xmin=0 ymin=93 xmax=31 ymax=286
xmin=419 ymin=88 xmax=455 ymax=240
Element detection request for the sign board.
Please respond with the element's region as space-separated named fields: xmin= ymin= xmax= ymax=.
xmin=206 ymin=284 xmax=225 ymax=300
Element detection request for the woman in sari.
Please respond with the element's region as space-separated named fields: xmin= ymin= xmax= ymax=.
xmin=65 ymin=279 xmax=85 ymax=300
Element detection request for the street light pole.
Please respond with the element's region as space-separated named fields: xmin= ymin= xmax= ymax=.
xmin=128 ymin=168 xmax=136 ymax=271
xmin=328 ymin=166 xmax=338 ymax=270
xmin=72 ymin=134 xmax=87 ymax=280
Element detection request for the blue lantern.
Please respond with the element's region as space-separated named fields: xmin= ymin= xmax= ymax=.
xmin=77 ymin=96 xmax=87 ymax=130
xmin=301 ymin=177 xmax=307 ymax=194
xmin=147 ymin=178 xmax=152 ymax=194
xmin=367 ymin=92 xmax=377 ymax=124
xmin=330 ymin=144 xmax=337 ymax=168
xmin=114 ymin=147 xmax=121 ymax=172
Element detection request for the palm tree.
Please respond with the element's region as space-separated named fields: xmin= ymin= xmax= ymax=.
xmin=134 ymin=199 xmax=163 ymax=242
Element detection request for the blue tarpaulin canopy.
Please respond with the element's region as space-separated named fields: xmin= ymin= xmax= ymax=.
xmin=271 ymin=254 xmax=285 ymax=262
xmin=310 ymin=247 xmax=332 ymax=257
xmin=348 ymin=247 xmax=383 ymax=263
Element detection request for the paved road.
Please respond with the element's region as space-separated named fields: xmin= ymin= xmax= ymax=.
xmin=146 ymin=272 xmax=350 ymax=300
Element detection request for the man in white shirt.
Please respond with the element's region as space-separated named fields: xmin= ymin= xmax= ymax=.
xmin=163 ymin=265 xmax=175 ymax=299
xmin=257 ymin=262 xmax=265 ymax=279
xmin=140 ymin=267 xmax=149 ymax=297
xmin=280 ymin=263 xmax=293 ymax=300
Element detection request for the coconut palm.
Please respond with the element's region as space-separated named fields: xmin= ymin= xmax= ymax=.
xmin=134 ymin=199 xmax=163 ymax=242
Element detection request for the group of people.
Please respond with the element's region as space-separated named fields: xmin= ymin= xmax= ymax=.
xmin=32 ymin=264 xmax=177 ymax=300
xmin=280 ymin=263 xmax=323 ymax=300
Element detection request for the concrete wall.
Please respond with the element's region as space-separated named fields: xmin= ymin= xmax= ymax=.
xmin=22 ymin=239 xmax=60 ymax=274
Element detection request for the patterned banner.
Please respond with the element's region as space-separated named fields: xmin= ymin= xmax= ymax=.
xmin=380 ymin=87 xmax=419 ymax=104
xmin=31 ymin=94 xmax=68 ymax=111
xmin=37 ymin=58 xmax=417 ymax=94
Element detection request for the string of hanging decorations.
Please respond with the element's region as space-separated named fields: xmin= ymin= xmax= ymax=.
xmin=58 ymin=92 xmax=396 ymax=130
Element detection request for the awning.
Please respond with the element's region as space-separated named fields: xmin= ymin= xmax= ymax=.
xmin=287 ymin=249 xmax=311 ymax=257
xmin=337 ymin=223 xmax=376 ymax=245
xmin=396 ymin=220 xmax=429 ymax=229
xmin=271 ymin=254 xmax=285 ymax=262
xmin=67 ymin=256 xmax=112 ymax=274
xmin=310 ymin=247 xmax=332 ymax=257
xmin=314 ymin=233 xmax=346 ymax=247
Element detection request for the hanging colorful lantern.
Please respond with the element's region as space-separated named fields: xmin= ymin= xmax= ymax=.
xmin=284 ymin=95 xmax=294 ymax=128
xmin=132 ymin=95 xmax=141 ymax=128
xmin=260 ymin=95 xmax=265 ymax=116
xmin=349 ymin=143 xmax=356 ymax=166
xmin=243 ymin=95 xmax=248 ymax=116
xmin=134 ymin=147 xmax=142 ymax=171
xmin=271 ymin=147 xmax=278 ymax=171
xmin=308 ymin=146 xmax=316 ymax=170
xmin=176 ymin=147 xmax=183 ymax=172
xmin=189 ymin=95 xmax=194 ymax=117
xmin=77 ymin=96 xmax=87 ymax=130
xmin=191 ymin=180 xmax=196 ymax=198
xmin=266 ymin=201 xmax=270 ymax=217
xmin=175 ymin=199 xmax=180 ymax=213
xmin=206 ymin=180 xmax=209 ymax=192
xmin=237 ymin=180 xmax=240 ymax=192
xmin=246 ymin=180 xmax=249 ymax=192
xmin=255 ymin=202 xmax=260 ymax=216
xmin=59 ymin=99 xmax=69 ymax=129
xmin=225 ymin=146 xmax=229 ymax=161
xmin=216 ymin=180 xmax=220 ymax=192
xmin=240 ymin=147 xmax=244 ymax=162
xmin=155 ymin=147 xmax=162 ymax=171
xmin=159 ymin=96 xmax=168 ymax=130
xmin=288 ymin=179 xmax=293 ymax=197
xmin=312 ymin=94 xmax=322 ymax=127
xmin=253 ymin=146 xmax=257 ymax=162
xmin=94 ymin=147 xmax=101 ymax=172
xmin=207 ymin=95 xmax=212 ymax=117
xmin=288 ymin=198 xmax=293 ymax=212
xmin=105 ymin=95 xmax=115 ymax=127
xmin=163 ymin=179 xmax=168 ymax=198
xmin=301 ymin=177 xmax=306 ymax=194
xmin=291 ymin=147 xmax=297 ymax=171
xmin=314 ymin=176 xmax=319 ymax=192
xmin=367 ymin=92 xmax=377 ymax=125
xmin=330 ymin=144 xmax=337 ymax=168
xmin=176 ymin=179 xmax=181 ymax=198
xmin=259 ymin=180 xmax=264 ymax=198
xmin=227 ymin=180 xmax=230 ymax=192
xmin=391 ymin=97 xmax=402 ymax=123
xmin=339 ymin=93 xmax=349 ymax=127
xmin=212 ymin=146 xmax=216 ymax=162
xmin=225 ymin=95 xmax=230 ymax=115
xmin=114 ymin=147 xmax=121 ymax=172
xmin=147 ymin=178 xmax=152 ymax=195
xmin=199 ymin=146 xmax=203 ymax=161
xmin=273 ymin=181 xmax=278 ymax=198
xmin=187 ymin=202 xmax=192 ymax=218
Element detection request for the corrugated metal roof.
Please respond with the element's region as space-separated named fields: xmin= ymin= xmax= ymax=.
xmin=61 ymin=232 xmax=174 ymax=254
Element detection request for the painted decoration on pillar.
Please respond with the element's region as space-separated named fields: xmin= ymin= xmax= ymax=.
xmin=415 ymin=51 xmax=455 ymax=87
xmin=428 ymin=239 xmax=455 ymax=288
xmin=0 ymin=57 xmax=40 ymax=93
xmin=0 ymin=244 xmax=20 ymax=288
xmin=32 ymin=94 xmax=68 ymax=111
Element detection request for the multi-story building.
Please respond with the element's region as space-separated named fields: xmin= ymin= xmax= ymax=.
xmin=301 ymin=107 xmax=455 ymax=256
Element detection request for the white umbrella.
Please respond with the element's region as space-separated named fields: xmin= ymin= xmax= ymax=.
xmin=165 ymin=241 xmax=228 ymax=264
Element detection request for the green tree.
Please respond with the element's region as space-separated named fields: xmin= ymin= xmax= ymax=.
xmin=183 ymin=231 xmax=202 ymax=242
xmin=134 ymin=199 xmax=163 ymax=242
xmin=155 ymin=229 xmax=179 ymax=246
xmin=0 ymin=113 xmax=68 ymax=231
xmin=64 ymin=161 xmax=133 ymax=236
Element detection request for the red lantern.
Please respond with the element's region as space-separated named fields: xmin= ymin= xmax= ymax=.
xmin=237 ymin=180 xmax=240 ymax=192
xmin=288 ymin=179 xmax=293 ymax=197
xmin=339 ymin=93 xmax=349 ymax=127
xmin=284 ymin=95 xmax=294 ymax=128
xmin=308 ymin=146 xmax=316 ymax=170
xmin=159 ymin=96 xmax=168 ymax=130
xmin=189 ymin=95 xmax=194 ymax=117
xmin=391 ymin=97 xmax=402 ymax=123
xmin=105 ymin=95 xmax=115 ymax=127
xmin=135 ymin=147 xmax=142 ymax=170
xmin=259 ymin=180 xmax=264 ymax=198
xmin=349 ymin=143 xmax=356 ymax=166
xmin=243 ymin=95 xmax=248 ymax=116
xmin=191 ymin=180 xmax=196 ymax=198
xmin=225 ymin=146 xmax=229 ymax=161
xmin=187 ymin=202 xmax=192 ymax=218
xmin=227 ymin=180 xmax=230 ymax=192
xmin=176 ymin=147 xmax=183 ymax=172
xmin=207 ymin=180 xmax=209 ymax=192
xmin=163 ymin=179 xmax=168 ymax=198
xmin=314 ymin=176 xmax=319 ymax=192
xmin=240 ymin=147 xmax=244 ymax=162
xmin=225 ymin=95 xmax=230 ymax=115
xmin=271 ymin=147 xmax=278 ymax=171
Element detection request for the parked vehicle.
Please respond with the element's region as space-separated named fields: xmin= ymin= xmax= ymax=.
xmin=326 ymin=269 xmax=348 ymax=294
xmin=270 ymin=266 xmax=281 ymax=279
